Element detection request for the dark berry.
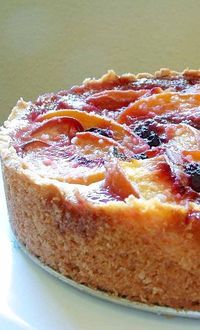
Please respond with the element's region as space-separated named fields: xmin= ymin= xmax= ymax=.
xmin=76 ymin=156 xmax=104 ymax=167
xmin=132 ymin=153 xmax=147 ymax=160
xmin=85 ymin=127 xmax=113 ymax=138
xmin=112 ymin=147 xmax=127 ymax=160
xmin=184 ymin=163 xmax=200 ymax=192
xmin=134 ymin=126 xmax=161 ymax=147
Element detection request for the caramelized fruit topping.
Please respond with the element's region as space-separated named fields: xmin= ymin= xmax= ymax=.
xmin=31 ymin=116 xmax=84 ymax=140
xmin=11 ymin=73 xmax=200 ymax=204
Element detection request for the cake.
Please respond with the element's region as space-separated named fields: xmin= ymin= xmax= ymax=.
xmin=1 ymin=69 xmax=200 ymax=311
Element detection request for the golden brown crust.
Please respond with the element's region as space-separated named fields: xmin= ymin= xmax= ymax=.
xmin=3 ymin=163 xmax=200 ymax=310
xmin=1 ymin=69 xmax=200 ymax=311
xmin=83 ymin=68 xmax=200 ymax=87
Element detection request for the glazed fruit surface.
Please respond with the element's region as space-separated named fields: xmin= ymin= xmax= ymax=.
xmin=10 ymin=72 xmax=200 ymax=206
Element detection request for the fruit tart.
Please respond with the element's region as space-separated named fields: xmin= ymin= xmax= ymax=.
xmin=1 ymin=69 xmax=200 ymax=311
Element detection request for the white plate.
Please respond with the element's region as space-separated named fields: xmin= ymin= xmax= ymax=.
xmin=1 ymin=171 xmax=200 ymax=330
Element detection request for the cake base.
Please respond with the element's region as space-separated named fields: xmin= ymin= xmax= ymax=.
xmin=14 ymin=233 xmax=200 ymax=319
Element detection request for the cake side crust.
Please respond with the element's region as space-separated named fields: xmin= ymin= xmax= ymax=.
xmin=1 ymin=160 xmax=200 ymax=310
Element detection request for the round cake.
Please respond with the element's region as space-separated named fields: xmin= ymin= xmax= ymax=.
xmin=1 ymin=69 xmax=200 ymax=311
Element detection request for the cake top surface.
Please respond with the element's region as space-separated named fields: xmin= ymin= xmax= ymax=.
xmin=1 ymin=69 xmax=200 ymax=217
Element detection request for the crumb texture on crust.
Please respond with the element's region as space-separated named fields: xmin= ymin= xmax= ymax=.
xmin=1 ymin=69 xmax=200 ymax=311
xmin=3 ymin=163 xmax=200 ymax=310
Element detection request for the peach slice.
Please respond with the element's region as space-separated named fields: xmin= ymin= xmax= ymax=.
xmin=74 ymin=131 xmax=121 ymax=150
xmin=119 ymin=157 xmax=176 ymax=202
xmin=167 ymin=124 xmax=200 ymax=150
xmin=21 ymin=139 xmax=50 ymax=152
xmin=65 ymin=168 xmax=105 ymax=185
xmin=182 ymin=150 xmax=200 ymax=162
xmin=37 ymin=109 xmax=128 ymax=136
xmin=31 ymin=116 xmax=83 ymax=140
xmin=118 ymin=92 xmax=200 ymax=125
xmin=72 ymin=132 xmax=128 ymax=167
xmin=145 ymin=147 xmax=164 ymax=159
xmin=37 ymin=109 xmax=149 ymax=153
xmin=104 ymin=161 xmax=140 ymax=199
xmin=165 ymin=124 xmax=200 ymax=165
xmin=86 ymin=89 xmax=148 ymax=110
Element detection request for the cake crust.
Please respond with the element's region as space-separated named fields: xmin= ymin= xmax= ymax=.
xmin=1 ymin=69 xmax=200 ymax=311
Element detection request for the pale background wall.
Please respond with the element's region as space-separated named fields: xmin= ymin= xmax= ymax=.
xmin=0 ymin=0 xmax=200 ymax=123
